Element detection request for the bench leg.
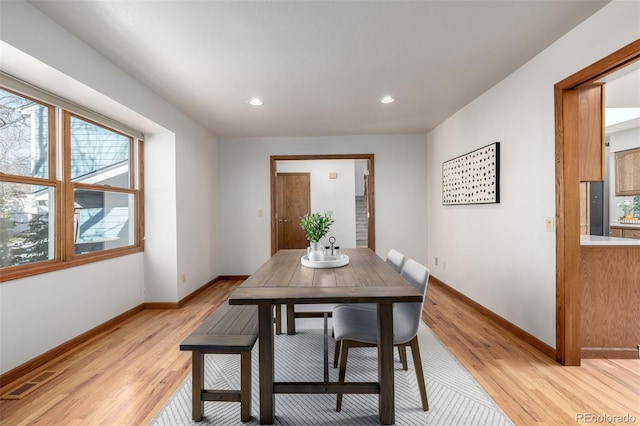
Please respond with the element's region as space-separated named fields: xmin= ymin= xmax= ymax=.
xmin=240 ymin=351 xmax=252 ymax=422
xmin=192 ymin=351 xmax=205 ymax=421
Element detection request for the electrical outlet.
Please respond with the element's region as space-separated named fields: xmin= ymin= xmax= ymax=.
xmin=443 ymin=261 xmax=447 ymax=270
xmin=434 ymin=257 xmax=438 ymax=266
xmin=258 ymin=209 xmax=263 ymax=217
xmin=181 ymin=273 xmax=186 ymax=283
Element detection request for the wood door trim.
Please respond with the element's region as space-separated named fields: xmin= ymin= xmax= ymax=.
xmin=270 ymin=154 xmax=375 ymax=255
xmin=554 ymin=39 xmax=640 ymax=366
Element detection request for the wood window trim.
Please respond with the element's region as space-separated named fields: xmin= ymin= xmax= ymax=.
xmin=269 ymin=154 xmax=375 ymax=255
xmin=63 ymin=112 xmax=143 ymax=263
xmin=554 ymin=39 xmax=640 ymax=366
xmin=0 ymin=94 xmax=144 ymax=283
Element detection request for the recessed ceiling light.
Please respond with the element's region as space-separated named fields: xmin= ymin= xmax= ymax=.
xmin=248 ymin=97 xmax=263 ymax=106
xmin=380 ymin=96 xmax=395 ymax=104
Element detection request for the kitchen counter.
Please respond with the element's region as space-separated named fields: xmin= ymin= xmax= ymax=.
xmin=610 ymin=222 xmax=640 ymax=228
xmin=580 ymin=234 xmax=640 ymax=246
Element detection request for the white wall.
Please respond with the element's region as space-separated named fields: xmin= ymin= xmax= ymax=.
xmin=277 ymin=159 xmax=356 ymax=248
xmin=143 ymin=133 xmax=179 ymax=302
xmin=218 ymin=135 xmax=428 ymax=274
xmin=0 ymin=2 xmax=219 ymax=373
xmin=355 ymin=160 xmax=367 ymax=196
xmin=175 ymin=129 xmax=219 ymax=300
xmin=426 ymin=0 xmax=640 ymax=347
xmin=0 ymin=255 xmax=144 ymax=374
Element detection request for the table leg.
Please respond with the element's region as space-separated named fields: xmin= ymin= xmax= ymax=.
xmin=274 ymin=304 xmax=282 ymax=335
xmin=377 ymin=302 xmax=395 ymax=425
xmin=258 ymin=304 xmax=275 ymax=424
xmin=286 ymin=303 xmax=296 ymax=335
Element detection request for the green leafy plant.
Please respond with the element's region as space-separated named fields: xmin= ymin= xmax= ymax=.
xmin=634 ymin=195 xmax=640 ymax=218
xmin=300 ymin=212 xmax=334 ymax=243
xmin=617 ymin=199 xmax=633 ymax=216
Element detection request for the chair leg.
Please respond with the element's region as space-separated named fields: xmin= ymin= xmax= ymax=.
xmin=398 ymin=345 xmax=408 ymax=370
xmin=336 ymin=340 xmax=350 ymax=412
xmin=409 ymin=336 xmax=429 ymax=411
xmin=274 ymin=304 xmax=282 ymax=335
xmin=333 ymin=339 xmax=341 ymax=368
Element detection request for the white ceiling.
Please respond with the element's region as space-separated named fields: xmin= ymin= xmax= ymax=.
xmin=603 ymin=65 xmax=640 ymax=108
xmin=28 ymin=0 xmax=610 ymax=138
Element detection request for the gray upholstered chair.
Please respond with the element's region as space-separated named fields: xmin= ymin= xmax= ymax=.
xmin=331 ymin=248 xmax=406 ymax=368
xmin=332 ymin=259 xmax=430 ymax=412
xmin=385 ymin=248 xmax=405 ymax=273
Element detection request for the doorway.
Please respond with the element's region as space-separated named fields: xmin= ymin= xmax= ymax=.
xmin=270 ymin=154 xmax=375 ymax=255
xmin=554 ymin=39 xmax=640 ymax=366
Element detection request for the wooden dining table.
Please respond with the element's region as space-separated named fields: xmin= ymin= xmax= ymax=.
xmin=228 ymin=248 xmax=423 ymax=425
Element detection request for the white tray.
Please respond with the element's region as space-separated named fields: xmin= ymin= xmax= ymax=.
xmin=301 ymin=254 xmax=349 ymax=269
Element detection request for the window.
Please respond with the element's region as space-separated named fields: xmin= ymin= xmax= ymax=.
xmin=0 ymin=87 xmax=143 ymax=281
xmin=66 ymin=113 xmax=138 ymax=255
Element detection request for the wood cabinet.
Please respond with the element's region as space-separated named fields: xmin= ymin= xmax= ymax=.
xmin=609 ymin=226 xmax=640 ymax=240
xmin=581 ymin=246 xmax=640 ymax=358
xmin=610 ymin=225 xmax=640 ymax=239
xmin=615 ymin=147 xmax=640 ymax=195
xmin=578 ymin=84 xmax=605 ymax=181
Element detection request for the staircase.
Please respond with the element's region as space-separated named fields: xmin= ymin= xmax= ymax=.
xmin=355 ymin=195 xmax=368 ymax=247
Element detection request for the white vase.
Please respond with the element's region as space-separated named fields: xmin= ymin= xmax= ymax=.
xmin=309 ymin=242 xmax=324 ymax=261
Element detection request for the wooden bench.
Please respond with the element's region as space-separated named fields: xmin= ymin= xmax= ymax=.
xmin=180 ymin=302 xmax=258 ymax=422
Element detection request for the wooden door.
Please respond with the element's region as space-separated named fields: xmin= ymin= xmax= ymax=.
xmin=275 ymin=173 xmax=310 ymax=250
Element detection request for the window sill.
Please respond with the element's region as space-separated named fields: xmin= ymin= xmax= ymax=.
xmin=0 ymin=246 xmax=143 ymax=283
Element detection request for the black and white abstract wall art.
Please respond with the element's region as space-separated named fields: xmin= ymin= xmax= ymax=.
xmin=442 ymin=142 xmax=500 ymax=205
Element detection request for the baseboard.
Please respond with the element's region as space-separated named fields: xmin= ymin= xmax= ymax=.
xmin=0 ymin=275 xmax=247 ymax=389
xmin=143 ymin=302 xmax=179 ymax=309
xmin=143 ymin=275 xmax=249 ymax=309
xmin=176 ymin=276 xmax=221 ymax=307
xmin=429 ymin=275 xmax=556 ymax=359
xmin=0 ymin=304 xmax=144 ymax=389
xmin=219 ymin=275 xmax=250 ymax=281
xmin=582 ymin=347 xmax=639 ymax=359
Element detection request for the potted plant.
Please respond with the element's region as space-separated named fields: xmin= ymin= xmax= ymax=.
xmin=617 ymin=198 xmax=634 ymax=220
xmin=300 ymin=212 xmax=334 ymax=261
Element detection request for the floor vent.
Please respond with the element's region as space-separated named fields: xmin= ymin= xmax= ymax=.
xmin=0 ymin=370 xmax=64 ymax=400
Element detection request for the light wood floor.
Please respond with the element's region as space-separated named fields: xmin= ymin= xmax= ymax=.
xmin=1 ymin=279 xmax=638 ymax=425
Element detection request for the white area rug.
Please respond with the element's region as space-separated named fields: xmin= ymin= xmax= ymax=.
xmin=152 ymin=318 xmax=513 ymax=425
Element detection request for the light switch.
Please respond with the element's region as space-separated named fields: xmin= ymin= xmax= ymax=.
xmin=545 ymin=217 xmax=554 ymax=232
xmin=258 ymin=209 xmax=263 ymax=217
